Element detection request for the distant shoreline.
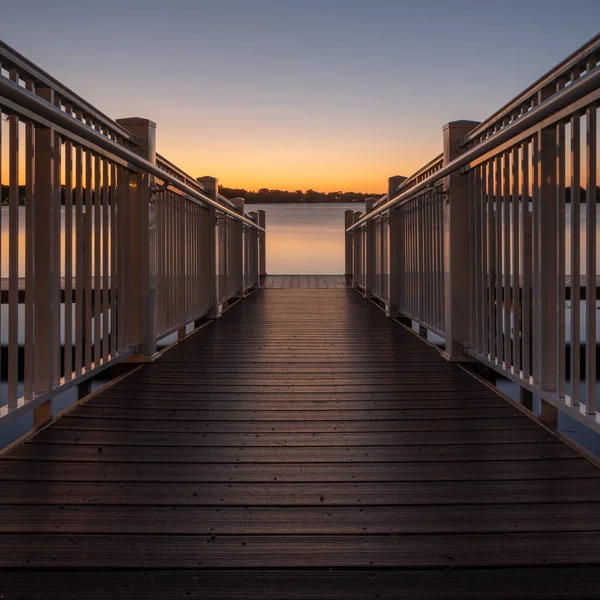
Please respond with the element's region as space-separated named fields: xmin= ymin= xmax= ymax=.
xmin=244 ymin=200 xmax=367 ymax=204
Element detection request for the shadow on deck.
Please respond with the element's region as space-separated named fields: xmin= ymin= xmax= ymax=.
xmin=0 ymin=285 xmax=599 ymax=598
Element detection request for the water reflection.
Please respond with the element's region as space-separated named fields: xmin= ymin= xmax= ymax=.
xmin=250 ymin=203 xmax=364 ymax=274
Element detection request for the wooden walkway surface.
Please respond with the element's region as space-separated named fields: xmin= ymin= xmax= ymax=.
xmin=0 ymin=287 xmax=599 ymax=598
xmin=262 ymin=274 xmax=351 ymax=288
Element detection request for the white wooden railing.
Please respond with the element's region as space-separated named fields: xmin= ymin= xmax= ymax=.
xmin=0 ymin=41 xmax=265 ymax=436
xmin=347 ymin=33 xmax=600 ymax=435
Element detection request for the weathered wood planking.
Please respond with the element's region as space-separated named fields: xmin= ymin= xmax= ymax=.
xmin=0 ymin=288 xmax=598 ymax=598
xmin=262 ymin=275 xmax=353 ymax=288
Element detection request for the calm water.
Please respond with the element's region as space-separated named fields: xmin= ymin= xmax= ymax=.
xmin=250 ymin=202 xmax=364 ymax=274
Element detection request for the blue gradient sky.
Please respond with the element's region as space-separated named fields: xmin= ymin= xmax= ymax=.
xmin=3 ymin=0 xmax=600 ymax=191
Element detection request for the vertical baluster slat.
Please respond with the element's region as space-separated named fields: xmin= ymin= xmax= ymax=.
xmin=8 ymin=70 xmax=19 ymax=406
xmin=102 ymin=157 xmax=109 ymax=361
xmin=570 ymin=114 xmax=581 ymax=406
xmin=478 ymin=164 xmax=487 ymax=354
xmin=74 ymin=141 xmax=83 ymax=375
xmin=52 ymin=95 xmax=62 ymax=386
xmin=521 ymin=140 xmax=532 ymax=379
xmin=511 ymin=147 xmax=521 ymax=375
xmin=84 ymin=147 xmax=93 ymax=370
xmin=502 ymin=151 xmax=511 ymax=368
xmin=556 ymin=119 xmax=566 ymax=398
xmin=63 ymin=110 xmax=73 ymax=380
xmin=110 ymin=162 xmax=117 ymax=356
xmin=532 ymin=134 xmax=541 ymax=384
xmin=487 ymin=160 xmax=496 ymax=358
xmin=495 ymin=155 xmax=503 ymax=365
xmin=24 ymin=81 xmax=35 ymax=399
xmin=93 ymin=152 xmax=101 ymax=364
xmin=585 ymin=106 xmax=597 ymax=414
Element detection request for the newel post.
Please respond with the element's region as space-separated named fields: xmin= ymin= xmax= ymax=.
xmin=116 ymin=117 xmax=158 ymax=359
xmin=364 ymin=198 xmax=378 ymax=298
xmin=344 ymin=210 xmax=354 ymax=277
xmin=387 ymin=175 xmax=407 ymax=316
xmin=32 ymin=85 xmax=58 ymax=425
xmin=352 ymin=211 xmax=363 ymax=290
xmin=229 ymin=197 xmax=245 ymax=297
xmin=257 ymin=209 xmax=266 ymax=278
xmin=197 ymin=176 xmax=221 ymax=317
xmin=442 ymin=120 xmax=480 ymax=360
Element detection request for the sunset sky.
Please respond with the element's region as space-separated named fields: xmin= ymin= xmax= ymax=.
xmin=3 ymin=0 xmax=600 ymax=192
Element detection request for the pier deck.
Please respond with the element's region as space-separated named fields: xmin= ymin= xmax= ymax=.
xmin=1 ymin=286 xmax=599 ymax=598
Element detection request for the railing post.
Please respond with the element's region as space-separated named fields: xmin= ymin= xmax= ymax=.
xmin=365 ymin=198 xmax=378 ymax=298
xmin=442 ymin=120 xmax=480 ymax=360
xmin=116 ymin=118 xmax=158 ymax=358
xmin=352 ymin=211 xmax=363 ymax=290
xmin=32 ymin=85 xmax=58 ymax=426
xmin=248 ymin=211 xmax=259 ymax=289
xmin=535 ymin=120 xmax=559 ymax=427
xmin=387 ymin=176 xmax=407 ymax=316
xmin=229 ymin=197 xmax=245 ymax=298
xmin=197 ymin=176 xmax=220 ymax=317
xmin=257 ymin=209 xmax=266 ymax=280
xmin=345 ymin=210 xmax=354 ymax=277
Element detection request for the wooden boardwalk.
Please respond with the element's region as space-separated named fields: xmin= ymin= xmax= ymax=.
xmin=262 ymin=274 xmax=352 ymax=288
xmin=1 ymin=286 xmax=600 ymax=598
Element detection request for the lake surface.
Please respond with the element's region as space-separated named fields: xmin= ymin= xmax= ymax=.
xmin=250 ymin=203 xmax=364 ymax=274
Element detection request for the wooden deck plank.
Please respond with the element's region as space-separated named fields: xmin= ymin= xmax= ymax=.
xmin=56 ymin=416 xmax=540 ymax=432
xmin=1 ymin=479 xmax=598 ymax=505
xmin=1 ymin=458 xmax=597 ymax=482
xmin=1 ymin=569 xmax=600 ymax=600
xmin=0 ymin=288 xmax=598 ymax=594
xmin=3 ymin=504 xmax=600 ymax=534
xmin=1 ymin=532 xmax=599 ymax=568
xmin=4 ymin=442 xmax=579 ymax=462
xmin=30 ymin=428 xmax=556 ymax=447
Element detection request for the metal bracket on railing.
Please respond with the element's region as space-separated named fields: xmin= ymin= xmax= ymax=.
xmin=149 ymin=177 xmax=170 ymax=202
xmin=425 ymin=184 xmax=449 ymax=197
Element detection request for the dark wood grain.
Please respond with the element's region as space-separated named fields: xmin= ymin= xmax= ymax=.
xmin=0 ymin=288 xmax=597 ymax=597
xmin=1 ymin=569 xmax=599 ymax=600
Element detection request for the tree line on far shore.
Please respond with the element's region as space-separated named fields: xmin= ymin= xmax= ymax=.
xmin=2 ymin=184 xmax=600 ymax=205
xmin=219 ymin=187 xmax=380 ymax=204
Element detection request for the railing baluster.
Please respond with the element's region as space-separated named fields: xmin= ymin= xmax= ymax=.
xmin=478 ymin=164 xmax=487 ymax=354
xmin=52 ymin=95 xmax=62 ymax=387
xmin=74 ymin=141 xmax=83 ymax=375
xmin=487 ymin=159 xmax=496 ymax=358
xmin=8 ymin=69 xmax=19 ymax=406
xmin=63 ymin=106 xmax=73 ymax=380
xmin=585 ymin=106 xmax=597 ymax=414
xmin=556 ymin=118 xmax=566 ymax=398
xmin=110 ymin=162 xmax=117 ymax=357
xmin=495 ymin=155 xmax=503 ymax=365
xmin=84 ymin=147 xmax=93 ymax=370
xmin=102 ymin=156 xmax=110 ymax=361
xmin=570 ymin=114 xmax=581 ymax=406
xmin=24 ymin=80 xmax=35 ymax=400
xmin=503 ymin=151 xmax=511 ymax=369
xmin=93 ymin=152 xmax=102 ymax=365
xmin=511 ymin=147 xmax=521 ymax=375
xmin=521 ymin=140 xmax=532 ymax=379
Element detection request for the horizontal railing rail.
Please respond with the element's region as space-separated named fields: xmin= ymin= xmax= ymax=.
xmin=348 ymin=63 xmax=600 ymax=231
xmin=461 ymin=33 xmax=600 ymax=147
xmin=0 ymin=41 xmax=134 ymax=144
xmin=346 ymin=34 xmax=600 ymax=443
xmin=0 ymin=75 xmax=264 ymax=231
